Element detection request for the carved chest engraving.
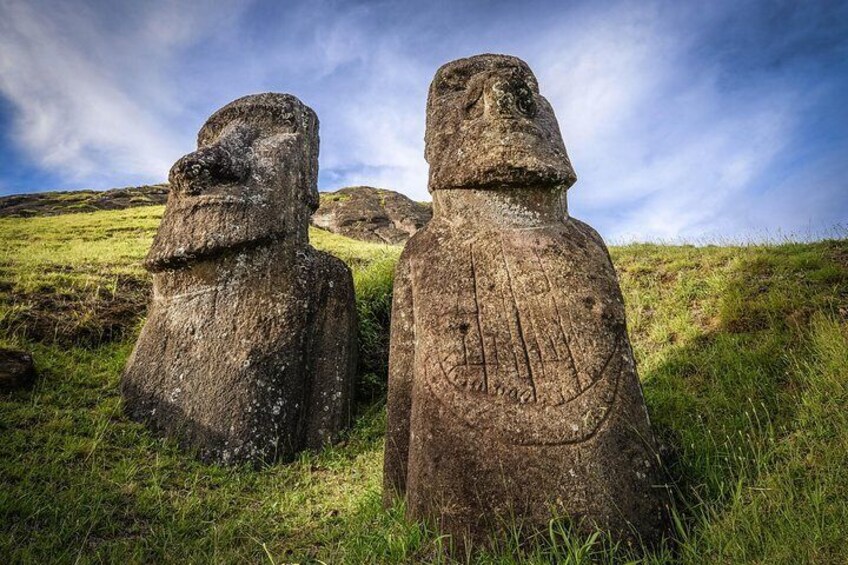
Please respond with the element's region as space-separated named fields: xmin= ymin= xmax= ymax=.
xmin=414 ymin=228 xmax=627 ymax=445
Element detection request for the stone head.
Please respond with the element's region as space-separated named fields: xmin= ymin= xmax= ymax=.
xmin=146 ymin=93 xmax=319 ymax=271
xmin=425 ymin=54 xmax=576 ymax=192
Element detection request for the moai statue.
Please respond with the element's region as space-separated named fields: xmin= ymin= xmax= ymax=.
xmin=122 ymin=93 xmax=357 ymax=465
xmin=383 ymin=55 xmax=668 ymax=549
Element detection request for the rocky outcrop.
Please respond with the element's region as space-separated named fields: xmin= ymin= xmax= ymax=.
xmin=312 ymin=186 xmax=432 ymax=244
xmin=0 ymin=184 xmax=168 ymax=218
xmin=1 ymin=184 xmax=432 ymax=246
xmin=0 ymin=349 xmax=36 ymax=392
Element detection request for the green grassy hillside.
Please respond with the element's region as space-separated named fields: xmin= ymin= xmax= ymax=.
xmin=1 ymin=206 xmax=846 ymax=563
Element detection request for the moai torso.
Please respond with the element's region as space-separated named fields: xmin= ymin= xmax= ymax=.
xmin=122 ymin=94 xmax=357 ymax=465
xmin=383 ymin=55 xmax=668 ymax=550
xmin=412 ymin=217 xmax=624 ymax=447
xmin=126 ymin=244 xmax=354 ymax=463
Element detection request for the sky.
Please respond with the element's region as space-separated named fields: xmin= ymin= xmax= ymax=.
xmin=1 ymin=0 xmax=846 ymax=241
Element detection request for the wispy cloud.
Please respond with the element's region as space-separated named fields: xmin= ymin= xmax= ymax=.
xmin=0 ymin=0 xmax=845 ymax=240
xmin=0 ymin=0 xmax=247 ymax=185
xmin=529 ymin=4 xmax=800 ymax=240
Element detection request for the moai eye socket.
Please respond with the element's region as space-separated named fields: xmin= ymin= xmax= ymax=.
xmin=515 ymin=84 xmax=537 ymax=118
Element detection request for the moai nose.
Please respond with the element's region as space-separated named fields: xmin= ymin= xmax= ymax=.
xmin=169 ymin=143 xmax=250 ymax=196
xmin=486 ymin=78 xmax=537 ymax=119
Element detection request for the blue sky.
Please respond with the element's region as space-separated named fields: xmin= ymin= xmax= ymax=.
xmin=1 ymin=0 xmax=846 ymax=241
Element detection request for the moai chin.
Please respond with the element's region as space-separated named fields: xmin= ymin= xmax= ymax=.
xmin=383 ymin=55 xmax=668 ymax=549
xmin=122 ymin=93 xmax=357 ymax=465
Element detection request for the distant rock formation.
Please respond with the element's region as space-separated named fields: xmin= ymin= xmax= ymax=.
xmin=0 ymin=184 xmax=168 ymax=218
xmin=311 ymin=186 xmax=432 ymax=244
xmin=0 ymin=184 xmax=432 ymax=245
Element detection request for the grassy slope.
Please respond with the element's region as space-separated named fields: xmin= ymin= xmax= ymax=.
xmin=1 ymin=207 xmax=846 ymax=563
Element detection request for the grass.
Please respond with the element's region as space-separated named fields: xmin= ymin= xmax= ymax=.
xmin=320 ymin=191 xmax=352 ymax=203
xmin=1 ymin=207 xmax=847 ymax=563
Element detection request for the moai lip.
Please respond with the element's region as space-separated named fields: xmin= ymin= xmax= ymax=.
xmin=384 ymin=54 xmax=669 ymax=552
xmin=122 ymin=93 xmax=358 ymax=466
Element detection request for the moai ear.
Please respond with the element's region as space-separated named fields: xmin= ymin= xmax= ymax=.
xmin=463 ymin=74 xmax=485 ymax=117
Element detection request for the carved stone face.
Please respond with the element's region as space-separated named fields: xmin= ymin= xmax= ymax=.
xmin=146 ymin=93 xmax=319 ymax=271
xmin=425 ymin=54 xmax=576 ymax=192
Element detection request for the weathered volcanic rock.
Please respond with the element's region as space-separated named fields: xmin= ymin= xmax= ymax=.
xmin=312 ymin=186 xmax=432 ymax=244
xmin=383 ymin=54 xmax=668 ymax=550
xmin=0 ymin=184 xmax=169 ymax=218
xmin=122 ymin=93 xmax=358 ymax=465
xmin=0 ymin=348 xmax=36 ymax=392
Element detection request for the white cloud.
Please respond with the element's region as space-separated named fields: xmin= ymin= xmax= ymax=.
xmin=527 ymin=5 xmax=798 ymax=240
xmin=317 ymin=47 xmax=430 ymax=200
xmin=0 ymin=0 xmax=244 ymax=187
xmin=309 ymin=1 xmax=808 ymax=238
xmin=0 ymin=0 xmax=840 ymax=240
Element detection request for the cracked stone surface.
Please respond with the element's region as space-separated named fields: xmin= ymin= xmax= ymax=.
xmin=383 ymin=55 xmax=668 ymax=550
xmin=122 ymin=93 xmax=357 ymax=465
